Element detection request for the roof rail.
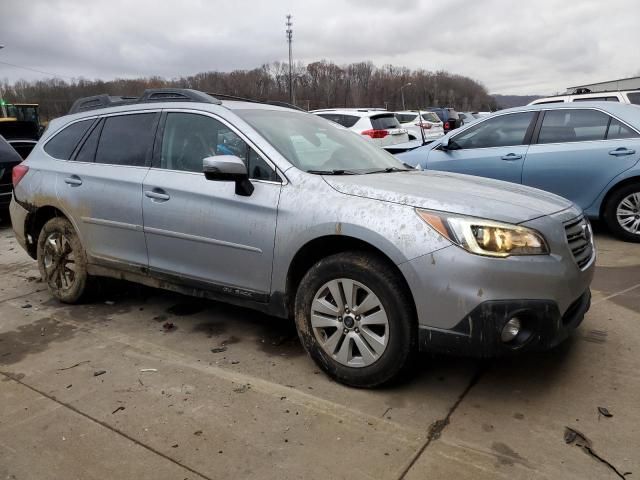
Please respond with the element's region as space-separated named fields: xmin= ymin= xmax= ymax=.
xmin=207 ymin=92 xmax=306 ymax=111
xmin=68 ymin=88 xmax=221 ymax=115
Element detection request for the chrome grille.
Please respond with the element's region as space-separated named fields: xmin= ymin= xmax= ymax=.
xmin=564 ymin=215 xmax=594 ymax=269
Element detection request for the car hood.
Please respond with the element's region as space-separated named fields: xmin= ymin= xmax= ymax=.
xmin=324 ymin=170 xmax=574 ymax=224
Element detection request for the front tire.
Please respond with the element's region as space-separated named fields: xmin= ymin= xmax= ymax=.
xmin=603 ymin=184 xmax=640 ymax=243
xmin=37 ymin=217 xmax=90 ymax=303
xmin=294 ymin=252 xmax=416 ymax=388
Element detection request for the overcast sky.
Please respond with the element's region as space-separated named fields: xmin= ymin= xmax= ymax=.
xmin=1 ymin=0 xmax=638 ymax=95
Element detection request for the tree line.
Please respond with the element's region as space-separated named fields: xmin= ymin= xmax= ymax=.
xmin=1 ymin=60 xmax=497 ymax=122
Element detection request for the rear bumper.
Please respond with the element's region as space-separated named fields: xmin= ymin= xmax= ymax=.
xmin=418 ymin=289 xmax=591 ymax=357
xmin=9 ymin=196 xmax=29 ymax=252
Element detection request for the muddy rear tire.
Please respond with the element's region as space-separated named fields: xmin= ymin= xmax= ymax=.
xmin=37 ymin=217 xmax=90 ymax=304
xmin=294 ymin=251 xmax=416 ymax=388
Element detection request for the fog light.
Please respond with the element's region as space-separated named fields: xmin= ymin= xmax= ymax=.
xmin=501 ymin=317 xmax=521 ymax=343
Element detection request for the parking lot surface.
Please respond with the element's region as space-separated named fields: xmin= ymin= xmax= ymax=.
xmin=0 ymin=216 xmax=638 ymax=479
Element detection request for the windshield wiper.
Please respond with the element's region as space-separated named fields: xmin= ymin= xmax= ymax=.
xmin=364 ymin=167 xmax=413 ymax=174
xmin=306 ymin=169 xmax=358 ymax=175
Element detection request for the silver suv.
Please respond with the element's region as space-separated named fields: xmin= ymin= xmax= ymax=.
xmin=10 ymin=89 xmax=595 ymax=387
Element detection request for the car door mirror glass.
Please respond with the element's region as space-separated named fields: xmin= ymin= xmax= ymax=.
xmin=203 ymin=155 xmax=254 ymax=196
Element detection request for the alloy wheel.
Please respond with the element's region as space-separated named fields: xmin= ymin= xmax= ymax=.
xmin=616 ymin=192 xmax=640 ymax=235
xmin=310 ymin=278 xmax=389 ymax=367
xmin=42 ymin=231 xmax=77 ymax=291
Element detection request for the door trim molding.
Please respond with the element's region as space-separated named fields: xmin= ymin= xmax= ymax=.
xmin=143 ymin=225 xmax=262 ymax=253
xmin=81 ymin=216 xmax=143 ymax=231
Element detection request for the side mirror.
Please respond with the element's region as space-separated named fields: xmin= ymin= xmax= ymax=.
xmin=203 ymin=155 xmax=254 ymax=196
xmin=440 ymin=136 xmax=450 ymax=150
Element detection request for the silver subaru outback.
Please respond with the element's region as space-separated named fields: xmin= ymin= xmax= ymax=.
xmin=10 ymin=89 xmax=594 ymax=387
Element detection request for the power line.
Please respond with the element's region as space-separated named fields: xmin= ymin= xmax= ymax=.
xmin=0 ymin=60 xmax=75 ymax=80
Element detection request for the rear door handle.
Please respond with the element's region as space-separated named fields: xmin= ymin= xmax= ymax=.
xmin=144 ymin=189 xmax=170 ymax=201
xmin=64 ymin=175 xmax=83 ymax=186
xmin=501 ymin=153 xmax=523 ymax=161
xmin=608 ymin=148 xmax=635 ymax=156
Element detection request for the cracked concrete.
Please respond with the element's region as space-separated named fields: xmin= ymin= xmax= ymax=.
xmin=0 ymin=216 xmax=639 ymax=479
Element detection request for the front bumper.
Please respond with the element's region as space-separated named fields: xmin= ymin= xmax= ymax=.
xmin=418 ymin=289 xmax=591 ymax=357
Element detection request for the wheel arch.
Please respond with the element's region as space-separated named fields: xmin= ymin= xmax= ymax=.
xmin=24 ymin=205 xmax=71 ymax=259
xmin=599 ymin=175 xmax=640 ymax=219
xmin=284 ymin=234 xmax=418 ymax=321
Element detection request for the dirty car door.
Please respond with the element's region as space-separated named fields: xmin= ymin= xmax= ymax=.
xmin=55 ymin=112 xmax=158 ymax=269
xmin=142 ymin=111 xmax=281 ymax=299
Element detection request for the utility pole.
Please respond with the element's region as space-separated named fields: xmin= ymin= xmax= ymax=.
xmin=285 ymin=14 xmax=293 ymax=104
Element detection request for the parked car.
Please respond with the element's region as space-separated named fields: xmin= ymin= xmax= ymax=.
xmin=11 ymin=89 xmax=594 ymax=387
xmin=311 ymin=108 xmax=409 ymax=147
xmin=0 ymin=135 xmax=24 ymax=210
xmin=397 ymin=102 xmax=640 ymax=242
xmin=424 ymin=107 xmax=460 ymax=132
xmin=458 ymin=112 xmax=479 ymax=126
xmin=394 ymin=110 xmax=444 ymax=142
xmin=529 ymin=89 xmax=640 ymax=105
xmin=7 ymin=139 xmax=37 ymax=159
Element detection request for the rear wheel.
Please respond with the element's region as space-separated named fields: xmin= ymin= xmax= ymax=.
xmin=294 ymin=252 xmax=416 ymax=388
xmin=37 ymin=217 xmax=90 ymax=303
xmin=604 ymin=184 xmax=640 ymax=243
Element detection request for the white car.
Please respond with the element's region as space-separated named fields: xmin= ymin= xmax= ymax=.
xmin=311 ymin=108 xmax=409 ymax=147
xmin=529 ymin=89 xmax=640 ymax=105
xmin=394 ymin=110 xmax=445 ymax=142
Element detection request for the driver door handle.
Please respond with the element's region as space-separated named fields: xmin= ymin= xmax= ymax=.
xmin=144 ymin=188 xmax=170 ymax=201
xmin=501 ymin=153 xmax=523 ymax=161
xmin=64 ymin=175 xmax=83 ymax=186
xmin=609 ymin=147 xmax=635 ymax=156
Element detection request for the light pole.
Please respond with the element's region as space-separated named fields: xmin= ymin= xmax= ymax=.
xmin=0 ymin=45 xmax=5 ymax=117
xmin=400 ymin=82 xmax=412 ymax=110
xmin=285 ymin=15 xmax=293 ymax=105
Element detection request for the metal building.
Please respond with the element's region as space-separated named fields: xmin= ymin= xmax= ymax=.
xmin=567 ymin=76 xmax=640 ymax=93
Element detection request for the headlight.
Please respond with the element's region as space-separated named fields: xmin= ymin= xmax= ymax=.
xmin=417 ymin=209 xmax=549 ymax=257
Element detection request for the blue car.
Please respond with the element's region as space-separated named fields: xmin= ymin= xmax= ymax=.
xmin=397 ymin=102 xmax=640 ymax=242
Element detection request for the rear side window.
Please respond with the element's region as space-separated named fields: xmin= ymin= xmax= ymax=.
xmin=573 ymin=96 xmax=620 ymax=102
xmin=538 ymin=109 xmax=609 ymax=144
xmin=370 ymin=114 xmax=401 ymax=130
xmin=44 ymin=119 xmax=94 ymax=159
xmin=626 ymin=92 xmax=640 ymax=105
xmin=338 ymin=115 xmax=359 ymax=128
xmin=606 ymin=118 xmax=639 ymax=140
xmin=422 ymin=112 xmax=440 ymax=123
xmin=451 ymin=112 xmax=535 ymax=149
xmin=95 ymin=113 xmax=158 ymax=166
xmin=74 ymin=120 xmax=103 ymax=163
xmin=396 ymin=114 xmax=417 ymax=123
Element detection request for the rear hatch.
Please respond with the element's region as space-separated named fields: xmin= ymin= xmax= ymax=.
xmin=364 ymin=114 xmax=409 ymax=146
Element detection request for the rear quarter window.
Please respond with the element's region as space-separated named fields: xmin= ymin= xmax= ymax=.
xmin=626 ymin=92 xmax=640 ymax=105
xmin=370 ymin=115 xmax=401 ymax=130
xmin=44 ymin=119 xmax=94 ymax=160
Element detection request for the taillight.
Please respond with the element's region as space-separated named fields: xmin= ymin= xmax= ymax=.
xmin=415 ymin=123 xmax=432 ymax=129
xmin=361 ymin=129 xmax=389 ymax=139
xmin=12 ymin=164 xmax=29 ymax=187
xmin=444 ymin=121 xmax=450 ymax=130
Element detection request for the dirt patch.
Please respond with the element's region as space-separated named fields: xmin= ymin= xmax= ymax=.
xmin=0 ymin=317 xmax=76 ymax=365
xmin=256 ymin=318 xmax=304 ymax=357
xmin=167 ymin=301 xmax=208 ymax=316
xmin=492 ymin=442 xmax=529 ymax=467
xmin=192 ymin=321 xmax=228 ymax=338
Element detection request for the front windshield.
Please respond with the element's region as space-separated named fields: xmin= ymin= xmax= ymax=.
xmin=235 ymin=109 xmax=408 ymax=173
